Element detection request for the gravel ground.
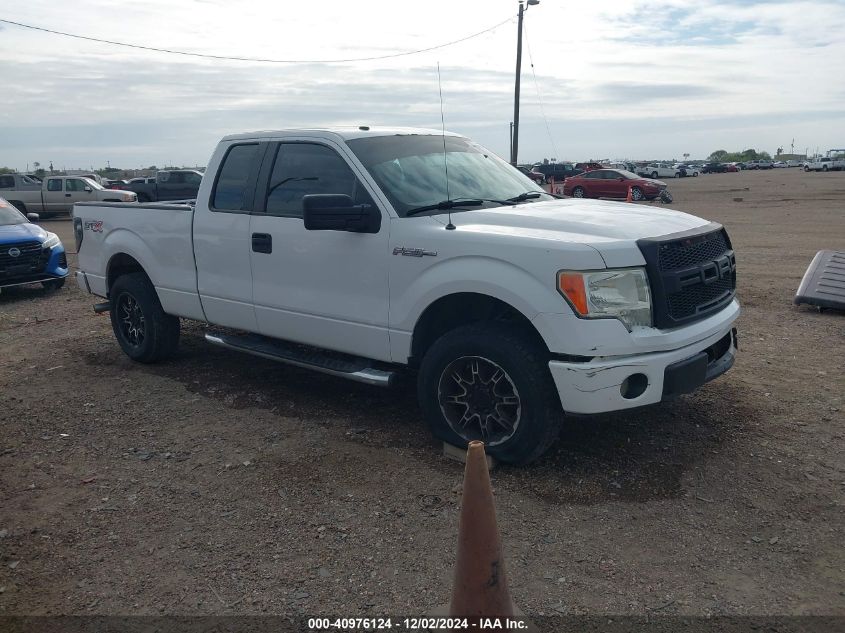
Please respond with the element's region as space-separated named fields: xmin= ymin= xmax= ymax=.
xmin=0 ymin=168 xmax=843 ymax=620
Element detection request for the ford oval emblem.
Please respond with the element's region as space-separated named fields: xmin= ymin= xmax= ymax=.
xmin=8 ymin=247 xmax=21 ymax=258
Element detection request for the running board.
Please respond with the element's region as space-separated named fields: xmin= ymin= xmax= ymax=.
xmin=204 ymin=332 xmax=397 ymax=387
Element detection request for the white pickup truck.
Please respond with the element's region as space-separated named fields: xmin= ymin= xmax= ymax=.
xmin=804 ymin=157 xmax=845 ymax=172
xmin=73 ymin=127 xmax=739 ymax=464
xmin=4 ymin=175 xmax=137 ymax=217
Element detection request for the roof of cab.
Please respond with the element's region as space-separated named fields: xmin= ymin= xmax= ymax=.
xmin=221 ymin=126 xmax=463 ymax=142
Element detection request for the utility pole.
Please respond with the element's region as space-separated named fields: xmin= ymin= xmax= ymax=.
xmin=511 ymin=0 xmax=539 ymax=165
xmin=509 ymin=122 xmax=514 ymax=162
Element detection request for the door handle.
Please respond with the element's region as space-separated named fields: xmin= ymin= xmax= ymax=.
xmin=65 ymin=193 xmax=72 ymax=197
xmin=251 ymin=232 xmax=272 ymax=254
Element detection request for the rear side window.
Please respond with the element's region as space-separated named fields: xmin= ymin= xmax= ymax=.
xmin=264 ymin=143 xmax=373 ymax=218
xmin=0 ymin=175 xmax=13 ymax=188
xmin=47 ymin=179 xmax=62 ymax=191
xmin=212 ymin=144 xmax=260 ymax=211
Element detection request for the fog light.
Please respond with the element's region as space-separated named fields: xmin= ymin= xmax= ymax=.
xmin=620 ymin=373 xmax=648 ymax=399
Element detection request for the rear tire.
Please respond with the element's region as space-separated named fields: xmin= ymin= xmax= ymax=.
xmin=417 ymin=322 xmax=561 ymax=464
xmin=109 ymin=272 xmax=180 ymax=363
xmin=651 ymin=171 xmax=658 ymax=179
xmin=9 ymin=201 xmax=26 ymax=213
xmin=572 ymin=186 xmax=585 ymax=198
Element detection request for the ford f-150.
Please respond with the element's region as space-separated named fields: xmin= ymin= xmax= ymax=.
xmin=73 ymin=127 xmax=739 ymax=464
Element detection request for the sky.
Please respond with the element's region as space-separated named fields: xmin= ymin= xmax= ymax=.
xmin=0 ymin=0 xmax=843 ymax=171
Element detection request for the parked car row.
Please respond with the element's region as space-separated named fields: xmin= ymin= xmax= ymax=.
xmin=0 ymin=169 xmax=203 ymax=216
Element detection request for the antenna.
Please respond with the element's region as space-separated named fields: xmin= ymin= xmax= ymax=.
xmin=437 ymin=62 xmax=455 ymax=230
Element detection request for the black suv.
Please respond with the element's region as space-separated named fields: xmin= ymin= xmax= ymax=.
xmin=532 ymin=163 xmax=582 ymax=183
xmin=701 ymin=162 xmax=728 ymax=174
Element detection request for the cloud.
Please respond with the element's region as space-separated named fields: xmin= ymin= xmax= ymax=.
xmin=593 ymin=82 xmax=724 ymax=103
xmin=0 ymin=0 xmax=843 ymax=168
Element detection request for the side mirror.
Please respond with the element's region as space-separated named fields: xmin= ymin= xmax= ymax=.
xmin=303 ymin=194 xmax=380 ymax=234
xmin=617 ymin=177 xmax=624 ymax=182
xmin=84 ymin=186 xmax=92 ymax=193
xmin=27 ymin=212 xmax=40 ymax=222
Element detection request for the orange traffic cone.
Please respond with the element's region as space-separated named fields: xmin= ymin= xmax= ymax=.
xmin=626 ymin=185 xmax=633 ymax=203
xmin=448 ymin=441 xmax=515 ymax=618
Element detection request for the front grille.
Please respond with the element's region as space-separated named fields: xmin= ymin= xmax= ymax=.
xmin=668 ymin=276 xmax=734 ymax=319
xmin=0 ymin=241 xmax=50 ymax=279
xmin=638 ymin=224 xmax=737 ymax=329
xmin=659 ymin=231 xmax=729 ymax=271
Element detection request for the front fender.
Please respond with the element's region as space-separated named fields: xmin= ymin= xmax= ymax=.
xmin=389 ymin=255 xmax=572 ymax=360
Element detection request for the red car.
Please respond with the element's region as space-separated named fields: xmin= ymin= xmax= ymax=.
xmin=575 ymin=161 xmax=603 ymax=172
xmin=562 ymin=168 xmax=666 ymax=201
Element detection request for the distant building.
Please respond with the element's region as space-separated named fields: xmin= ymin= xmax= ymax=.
xmin=774 ymin=153 xmax=807 ymax=161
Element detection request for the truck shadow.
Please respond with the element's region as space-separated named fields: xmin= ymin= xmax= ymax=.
xmin=84 ymin=324 xmax=756 ymax=506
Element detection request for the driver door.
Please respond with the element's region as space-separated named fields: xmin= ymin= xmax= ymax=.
xmin=248 ymin=139 xmax=391 ymax=362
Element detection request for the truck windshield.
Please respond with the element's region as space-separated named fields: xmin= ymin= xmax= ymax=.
xmin=346 ymin=135 xmax=551 ymax=217
xmin=81 ymin=178 xmax=104 ymax=190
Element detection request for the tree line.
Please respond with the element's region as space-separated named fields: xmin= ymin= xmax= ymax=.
xmin=708 ymin=149 xmax=773 ymax=163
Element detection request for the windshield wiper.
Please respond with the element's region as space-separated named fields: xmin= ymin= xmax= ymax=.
xmin=506 ymin=192 xmax=543 ymax=203
xmin=406 ymin=198 xmax=518 ymax=217
xmin=406 ymin=199 xmax=483 ymax=216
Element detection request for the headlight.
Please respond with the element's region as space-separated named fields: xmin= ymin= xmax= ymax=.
xmin=123 ymin=193 xmax=137 ymax=202
xmin=43 ymin=232 xmax=61 ymax=249
xmin=557 ymin=268 xmax=652 ymax=330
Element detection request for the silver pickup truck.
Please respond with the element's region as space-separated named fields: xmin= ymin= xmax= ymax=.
xmin=1 ymin=175 xmax=137 ymax=217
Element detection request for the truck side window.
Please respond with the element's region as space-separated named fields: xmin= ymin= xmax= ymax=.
xmin=47 ymin=179 xmax=63 ymax=191
xmin=265 ymin=143 xmax=374 ymax=218
xmin=0 ymin=175 xmax=13 ymax=188
xmin=212 ymin=144 xmax=260 ymax=211
xmin=66 ymin=179 xmax=86 ymax=192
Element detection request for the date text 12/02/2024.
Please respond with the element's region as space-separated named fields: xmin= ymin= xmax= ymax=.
xmin=307 ymin=617 xmax=530 ymax=630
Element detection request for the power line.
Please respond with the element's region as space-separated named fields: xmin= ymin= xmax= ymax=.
xmin=522 ymin=21 xmax=559 ymax=160
xmin=0 ymin=16 xmax=514 ymax=64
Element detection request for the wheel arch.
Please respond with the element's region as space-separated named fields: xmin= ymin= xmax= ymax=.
xmin=409 ymin=292 xmax=548 ymax=367
xmin=106 ymin=252 xmax=150 ymax=294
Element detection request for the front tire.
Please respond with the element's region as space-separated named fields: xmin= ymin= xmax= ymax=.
xmin=418 ymin=323 xmax=561 ymax=464
xmin=631 ymin=186 xmax=644 ymax=201
xmin=109 ymin=273 xmax=180 ymax=363
xmin=42 ymin=278 xmax=65 ymax=291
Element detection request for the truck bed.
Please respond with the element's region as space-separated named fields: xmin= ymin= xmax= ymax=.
xmin=73 ymin=201 xmax=205 ymax=320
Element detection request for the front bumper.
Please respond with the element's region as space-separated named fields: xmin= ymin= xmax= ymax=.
xmin=0 ymin=245 xmax=68 ymax=289
xmin=549 ymin=324 xmax=737 ymax=415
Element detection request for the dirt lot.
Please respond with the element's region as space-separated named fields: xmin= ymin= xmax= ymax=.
xmin=1 ymin=168 xmax=843 ymax=621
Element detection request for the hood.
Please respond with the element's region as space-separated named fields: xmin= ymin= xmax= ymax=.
xmin=448 ymin=198 xmax=712 ymax=267
xmin=0 ymin=221 xmax=48 ymax=243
